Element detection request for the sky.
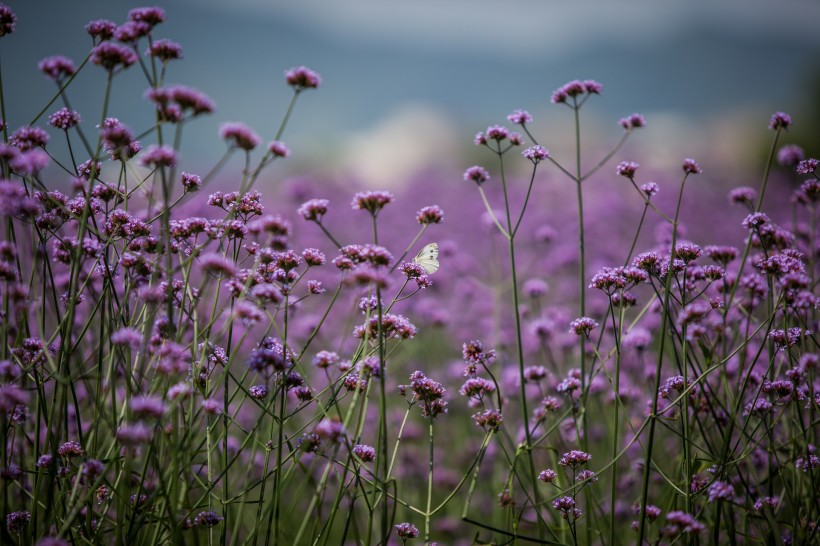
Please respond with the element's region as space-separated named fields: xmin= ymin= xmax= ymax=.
xmin=3 ymin=0 xmax=820 ymax=184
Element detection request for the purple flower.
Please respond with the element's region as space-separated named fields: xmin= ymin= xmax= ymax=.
xmin=507 ymin=109 xmax=532 ymax=125
xmin=220 ymin=122 xmax=260 ymax=151
xmin=728 ymin=186 xmax=757 ymax=206
xmin=416 ymin=205 xmax=444 ymax=224
xmin=202 ymin=398 xmax=221 ymax=414
xmin=131 ymin=396 xmax=167 ymax=418
xmin=522 ymin=145 xmax=549 ymax=163
xmin=249 ymin=385 xmax=268 ymax=399
xmin=180 ymin=172 xmax=202 ymax=192
xmin=351 ymin=190 xmax=394 ymax=215
xmin=85 ymin=19 xmax=117 ymax=41
xmin=706 ymin=480 xmax=734 ymax=502
xmin=58 ymin=441 xmax=85 ymax=458
xmin=128 ymin=6 xmax=166 ymax=28
xmin=485 ymin=124 xmax=510 ymax=141
xmin=406 ymin=370 xmax=448 ymax=419
xmin=48 ymin=108 xmax=81 ymax=130
xmin=777 ymin=144 xmax=804 ymax=167
xmin=682 ymin=158 xmax=702 ymax=174
xmin=551 ymin=79 xmax=601 ymax=104
xmin=552 ymin=496 xmax=581 ymax=521
xmin=616 ymin=161 xmax=639 ymax=178
xmin=297 ymin=198 xmax=329 ymax=221
xmin=267 ymin=140 xmax=290 ymax=158
xmin=312 ymin=350 xmax=340 ymax=369
xmin=91 ymin=42 xmax=138 ymax=71
xmin=140 ymin=145 xmax=177 ymax=168
xmin=315 ymin=417 xmax=345 ymax=443
xmin=796 ymin=158 xmax=818 ymax=175
xmin=0 ymin=4 xmax=15 ymax=37
xmin=11 ymin=126 xmax=49 ymax=151
xmin=6 ymin=511 xmax=29 ymax=534
xmin=559 ymin=450 xmax=592 ymax=468
xmin=640 ymin=182 xmax=659 ymax=197
xmin=193 ymin=511 xmax=224 ymax=528
xmin=353 ymin=444 xmax=376 ymax=462
xmin=38 ymin=56 xmax=75 ymax=81
xmin=472 ymin=409 xmax=503 ymax=429
xmin=463 ymin=165 xmax=490 ymax=185
xmin=285 ymin=66 xmax=321 ymax=90
xmin=148 ymin=39 xmax=183 ymax=62
xmin=620 ymin=113 xmax=646 ymax=130
xmin=663 ymin=511 xmax=705 ymax=535
xmin=768 ymin=111 xmax=791 ymax=130
xmin=199 ymin=252 xmax=236 ymax=277
xmin=169 ymin=85 xmax=216 ymax=115
xmin=11 ymin=149 xmax=49 ymax=175
xmin=538 ymin=469 xmax=556 ymax=483
xmin=117 ymin=422 xmax=153 ymax=446
xmin=742 ymin=212 xmax=770 ymax=230
xmin=395 ymin=522 xmax=419 ymax=540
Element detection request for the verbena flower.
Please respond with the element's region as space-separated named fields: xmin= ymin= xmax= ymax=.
xmin=768 ymin=111 xmax=791 ymax=130
xmin=220 ymin=122 xmax=260 ymax=151
xmin=620 ymin=113 xmax=646 ymax=129
xmin=463 ymin=165 xmax=490 ymax=185
xmin=0 ymin=3 xmax=16 ymax=37
xmin=38 ymin=56 xmax=75 ymax=81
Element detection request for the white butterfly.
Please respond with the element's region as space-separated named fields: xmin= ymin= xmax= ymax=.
xmin=413 ymin=242 xmax=439 ymax=274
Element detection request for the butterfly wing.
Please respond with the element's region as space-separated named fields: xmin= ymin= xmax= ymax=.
xmin=413 ymin=242 xmax=439 ymax=274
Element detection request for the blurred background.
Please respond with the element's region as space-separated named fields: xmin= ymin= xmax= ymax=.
xmin=3 ymin=0 xmax=820 ymax=188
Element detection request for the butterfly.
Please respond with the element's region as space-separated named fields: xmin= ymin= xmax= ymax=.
xmin=413 ymin=242 xmax=439 ymax=274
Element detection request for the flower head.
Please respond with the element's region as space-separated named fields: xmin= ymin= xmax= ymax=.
xmin=148 ymin=39 xmax=182 ymax=62
xmin=463 ymin=165 xmax=490 ymax=185
xmin=0 ymin=4 xmax=16 ymax=37
xmin=85 ymin=19 xmax=117 ymax=40
xmin=682 ymin=158 xmax=702 ymax=174
xmin=285 ymin=66 xmax=321 ymax=90
xmin=38 ymin=56 xmax=75 ymax=81
xmin=616 ymin=161 xmax=639 ymax=178
xmin=416 ymin=205 xmax=444 ymax=224
xmin=298 ymin=198 xmax=329 ymax=221
xmin=523 ymin=145 xmax=549 ymax=163
xmin=48 ymin=108 xmax=81 ymax=130
xmin=351 ymin=190 xmax=393 ymax=216
xmin=394 ymin=522 xmax=419 ymax=540
xmin=220 ymin=122 xmax=260 ymax=151
xmin=768 ymin=111 xmax=791 ymax=130
xmin=620 ymin=113 xmax=646 ymax=129
xmin=507 ymin=109 xmax=532 ymax=125
xmin=91 ymin=42 xmax=137 ymax=72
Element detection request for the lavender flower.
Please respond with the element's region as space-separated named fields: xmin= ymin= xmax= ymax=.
xmin=220 ymin=122 xmax=260 ymax=151
xmin=285 ymin=66 xmax=321 ymax=90
xmin=48 ymin=108 xmax=81 ymax=130
xmin=768 ymin=111 xmax=791 ymax=130
xmin=616 ymin=161 xmax=639 ymax=178
xmin=463 ymin=165 xmax=490 ymax=185
xmin=148 ymin=39 xmax=182 ymax=62
xmin=351 ymin=190 xmax=394 ymax=216
xmin=682 ymin=158 xmax=702 ymax=174
xmin=395 ymin=522 xmax=419 ymax=540
xmin=297 ymin=198 xmax=329 ymax=221
xmin=507 ymin=109 xmax=532 ymax=125
xmin=416 ymin=205 xmax=444 ymax=224
xmin=619 ymin=113 xmax=646 ymax=129
xmin=552 ymin=496 xmax=582 ymax=521
xmin=38 ymin=56 xmax=75 ymax=81
xmin=91 ymin=42 xmax=138 ymax=71
xmin=0 ymin=4 xmax=13 ymax=37
xmin=6 ymin=511 xmax=30 ymax=534
xmin=353 ymin=444 xmax=376 ymax=462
